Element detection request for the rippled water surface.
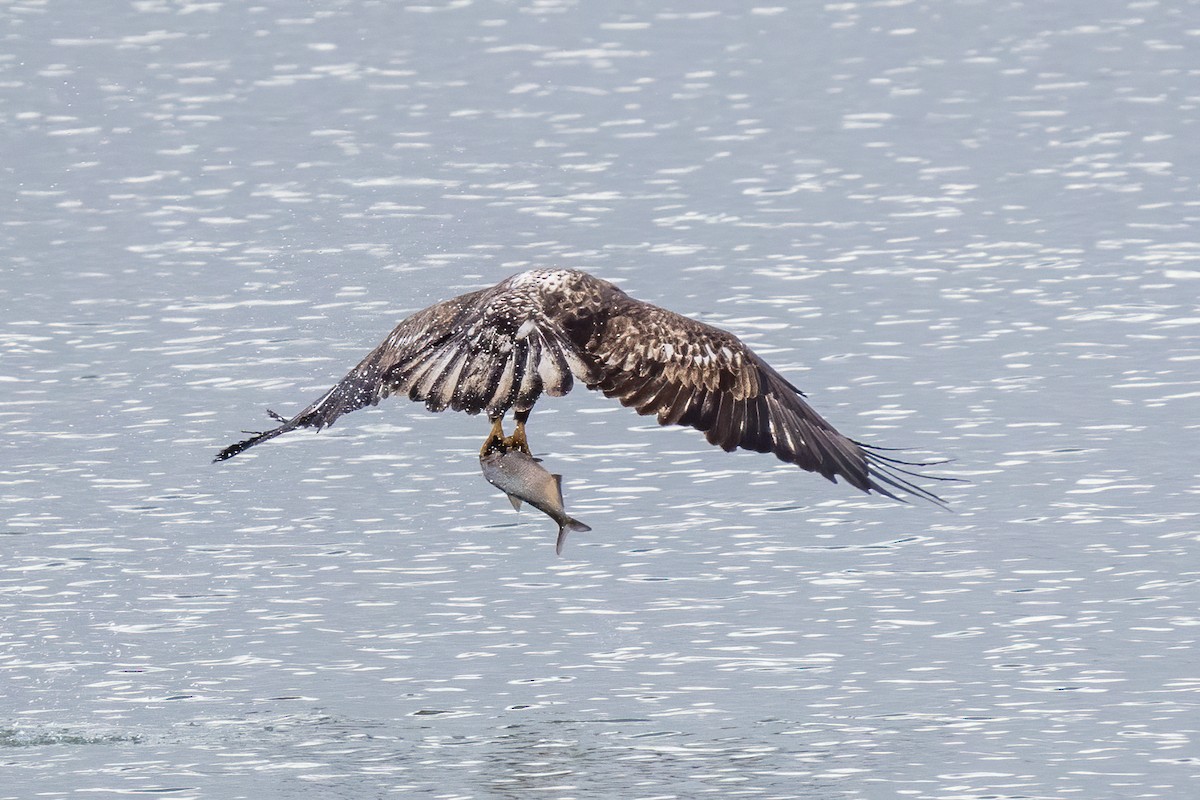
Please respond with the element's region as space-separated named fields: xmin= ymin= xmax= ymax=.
xmin=3 ymin=1 xmax=1198 ymax=798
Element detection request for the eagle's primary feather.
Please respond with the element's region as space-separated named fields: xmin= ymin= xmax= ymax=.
xmin=215 ymin=269 xmax=950 ymax=505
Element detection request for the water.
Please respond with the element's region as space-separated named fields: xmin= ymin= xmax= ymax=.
xmin=3 ymin=0 xmax=1198 ymax=798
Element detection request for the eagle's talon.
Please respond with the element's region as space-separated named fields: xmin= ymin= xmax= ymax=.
xmin=501 ymin=421 xmax=531 ymax=455
xmin=480 ymin=417 xmax=507 ymax=458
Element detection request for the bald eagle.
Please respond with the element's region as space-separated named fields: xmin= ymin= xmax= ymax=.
xmin=215 ymin=269 xmax=949 ymax=505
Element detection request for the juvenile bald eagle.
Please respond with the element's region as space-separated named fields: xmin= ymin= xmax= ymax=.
xmin=215 ymin=269 xmax=948 ymax=505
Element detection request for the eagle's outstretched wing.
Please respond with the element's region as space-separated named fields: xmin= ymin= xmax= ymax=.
xmin=214 ymin=280 xmax=592 ymax=462
xmin=571 ymin=283 xmax=950 ymax=505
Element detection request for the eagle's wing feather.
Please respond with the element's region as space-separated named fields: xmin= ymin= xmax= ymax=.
xmin=214 ymin=282 xmax=585 ymax=462
xmin=580 ymin=294 xmax=946 ymax=505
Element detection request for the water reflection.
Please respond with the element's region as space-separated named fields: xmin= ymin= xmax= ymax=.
xmin=3 ymin=0 xmax=1199 ymax=797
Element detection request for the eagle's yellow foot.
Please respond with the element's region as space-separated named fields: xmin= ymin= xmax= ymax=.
xmin=480 ymin=418 xmax=507 ymax=457
xmin=501 ymin=420 xmax=531 ymax=455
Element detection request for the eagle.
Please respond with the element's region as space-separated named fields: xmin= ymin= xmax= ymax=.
xmin=215 ymin=269 xmax=949 ymax=505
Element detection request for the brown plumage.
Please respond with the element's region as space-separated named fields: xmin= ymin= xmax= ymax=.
xmin=215 ymin=269 xmax=950 ymax=505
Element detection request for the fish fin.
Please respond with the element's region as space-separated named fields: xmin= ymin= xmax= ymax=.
xmin=507 ymin=494 xmax=523 ymax=512
xmin=553 ymin=474 xmax=565 ymax=505
xmin=555 ymin=517 xmax=591 ymax=556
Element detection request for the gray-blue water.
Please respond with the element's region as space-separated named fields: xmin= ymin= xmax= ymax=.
xmin=3 ymin=1 xmax=1197 ymax=798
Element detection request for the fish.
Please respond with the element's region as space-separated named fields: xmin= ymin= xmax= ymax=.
xmin=479 ymin=449 xmax=591 ymax=555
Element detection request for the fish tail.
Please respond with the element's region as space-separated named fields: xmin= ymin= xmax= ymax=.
xmin=555 ymin=516 xmax=592 ymax=556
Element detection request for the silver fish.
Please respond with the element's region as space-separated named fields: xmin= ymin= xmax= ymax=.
xmin=480 ymin=450 xmax=591 ymax=555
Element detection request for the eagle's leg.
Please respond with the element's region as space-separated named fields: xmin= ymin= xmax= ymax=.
xmin=502 ymin=408 xmax=533 ymax=455
xmin=480 ymin=416 xmax=507 ymax=458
